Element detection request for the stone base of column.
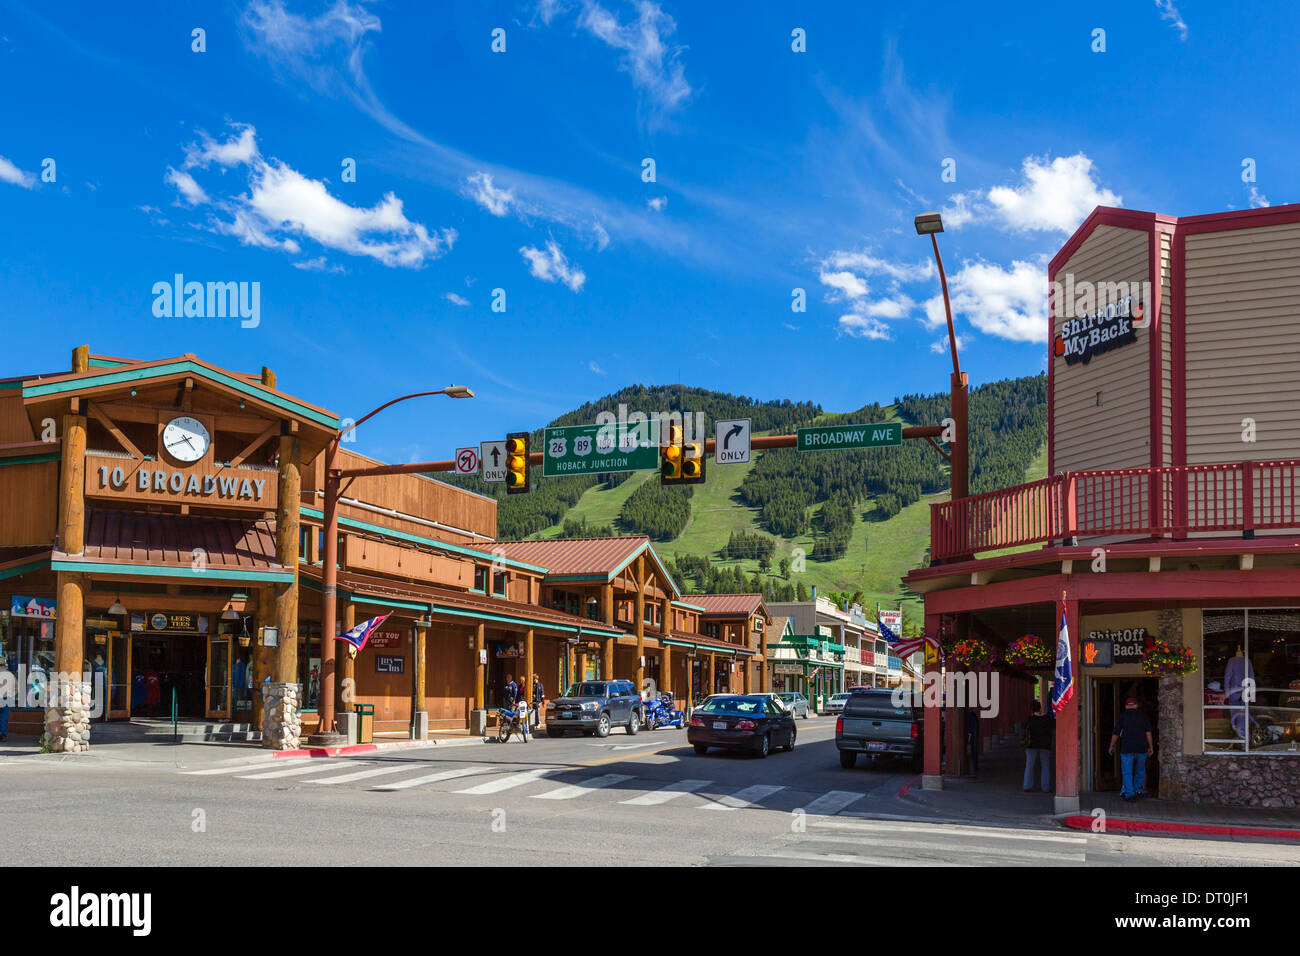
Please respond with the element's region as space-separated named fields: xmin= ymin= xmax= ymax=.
xmin=1054 ymin=793 xmax=1081 ymax=814
xmin=470 ymin=708 xmax=488 ymax=736
xmin=44 ymin=681 xmax=91 ymax=753
xmin=921 ymin=773 xmax=943 ymax=791
xmin=261 ymin=682 xmax=303 ymax=750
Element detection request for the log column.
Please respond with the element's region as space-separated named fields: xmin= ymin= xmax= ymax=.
xmin=263 ymin=428 xmax=302 ymax=750
xmin=471 ymin=621 xmax=487 ymax=736
xmin=659 ymin=596 xmax=673 ymax=695
xmin=921 ymin=612 xmax=944 ymax=789
xmin=412 ymin=620 xmax=428 ymax=739
xmin=334 ymin=600 xmax=357 ymax=741
xmin=634 ymin=557 xmax=646 ymax=690
xmin=602 ymin=584 xmax=615 ymax=679
xmin=50 ymin=378 xmax=89 ymax=753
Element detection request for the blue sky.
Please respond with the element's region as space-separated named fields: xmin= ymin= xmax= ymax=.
xmin=2 ymin=0 xmax=1296 ymax=464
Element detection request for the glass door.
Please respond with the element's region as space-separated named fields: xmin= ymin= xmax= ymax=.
xmin=205 ymin=634 xmax=231 ymax=719
xmin=108 ymin=630 xmax=130 ymax=719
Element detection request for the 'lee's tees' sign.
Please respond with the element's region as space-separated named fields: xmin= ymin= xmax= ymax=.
xmin=86 ymin=454 xmax=278 ymax=511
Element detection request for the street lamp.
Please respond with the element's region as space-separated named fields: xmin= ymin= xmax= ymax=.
xmin=318 ymin=385 xmax=474 ymax=739
xmin=914 ymin=211 xmax=968 ymax=503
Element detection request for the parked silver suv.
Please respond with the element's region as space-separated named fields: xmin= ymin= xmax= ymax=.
xmin=545 ymin=680 xmax=645 ymax=738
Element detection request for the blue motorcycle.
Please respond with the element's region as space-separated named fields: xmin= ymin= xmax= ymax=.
xmin=643 ymin=692 xmax=685 ymax=730
xmin=495 ymin=704 xmax=530 ymax=743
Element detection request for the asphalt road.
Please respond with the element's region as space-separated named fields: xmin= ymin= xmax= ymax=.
xmin=4 ymin=716 xmax=1298 ymax=867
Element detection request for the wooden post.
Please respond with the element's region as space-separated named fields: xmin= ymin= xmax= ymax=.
xmin=415 ymin=622 xmax=428 ymax=713
xmin=54 ymin=572 xmax=85 ymax=677
xmin=602 ymin=584 xmax=615 ymax=680
xmin=659 ymin=595 xmax=672 ymax=693
xmin=922 ymin=613 xmax=943 ymax=787
xmin=58 ymin=411 xmax=87 ymax=556
xmin=661 ymin=643 xmax=672 ymax=695
xmin=474 ymin=621 xmax=486 ymax=711
xmin=760 ymin=619 xmax=769 ymax=692
xmin=634 ymin=556 xmax=646 ymax=690
xmin=72 ymin=344 xmax=89 ymax=374
xmin=707 ymin=653 xmax=715 ymax=696
xmin=574 ymin=647 xmax=585 ymax=684
xmin=338 ymin=600 xmax=356 ymax=714
xmin=274 ymin=430 xmax=300 ymax=684
xmin=253 ymin=587 xmax=273 ymax=726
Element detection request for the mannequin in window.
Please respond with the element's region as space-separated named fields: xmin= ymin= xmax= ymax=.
xmin=1225 ymin=644 xmax=1255 ymax=740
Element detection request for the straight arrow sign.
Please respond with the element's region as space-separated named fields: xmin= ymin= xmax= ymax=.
xmin=481 ymin=440 xmax=508 ymax=483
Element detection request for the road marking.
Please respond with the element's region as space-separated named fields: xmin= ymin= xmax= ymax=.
xmin=801 ymin=790 xmax=866 ymax=816
xmin=620 ymin=778 xmax=712 ymax=806
xmin=183 ymin=761 xmax=301 ymax=775
xmin=370 ymin=766 xmax=487 ymax=791
xmin=307 ymin=764 xmax=420 ymax=785
xmin=699 ymin=784 xmax=786 ymax=811
xmin=578 ymin=745 xmax=684 ymax=766
xmin=530 ymin=773 xmax=634 ymax=800
xmin=612 ymin=740 xmax=664 ymax=750
xmin=811 ymin=819 xmax=1088 ymax=844
xmin=454 ymin=767 xmax=563 ymax=794
xmin=765 ymin=849 xmax=961 ymax=867
xmin=237 ymin=761 xmax=361 ymax=780
xmin=800 ymin=834 xmax=1085 ymax=863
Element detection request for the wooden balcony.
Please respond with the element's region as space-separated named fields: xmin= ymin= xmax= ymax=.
xmin=930 ymin=459 xmax=1300 ymax=562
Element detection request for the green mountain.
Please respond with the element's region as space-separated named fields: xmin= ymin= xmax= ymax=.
xmin=441 ymin=376 xmax=1048 ymax=628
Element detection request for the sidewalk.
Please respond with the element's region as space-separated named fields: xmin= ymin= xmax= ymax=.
xmin=900 ymin=739 xmax=1300 ymax=841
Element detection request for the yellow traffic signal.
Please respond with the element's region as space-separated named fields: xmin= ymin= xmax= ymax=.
xmin=660 ymin=423 xmax=683 ymax=484
xmin=681 ymin=439 xmax=705 ymax=484
xmin=506 ymin=432 xmax=529 ymax=494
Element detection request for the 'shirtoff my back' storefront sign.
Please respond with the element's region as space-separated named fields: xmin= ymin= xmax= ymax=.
xmin=1054 ymin=292 xmax=1144 ymax=366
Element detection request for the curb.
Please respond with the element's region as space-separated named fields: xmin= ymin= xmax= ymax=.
xmin=1061 ymin=814 xmax=1300 ymax=841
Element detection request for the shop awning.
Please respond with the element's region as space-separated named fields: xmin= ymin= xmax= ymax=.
xmin=662 ymin=631 xmax=758 ymax=656
xmin=50 ymin=509 xmax=293 ymax=583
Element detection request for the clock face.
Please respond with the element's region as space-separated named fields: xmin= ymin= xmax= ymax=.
xmin=162 ymin=416 xmax=210 ymax=463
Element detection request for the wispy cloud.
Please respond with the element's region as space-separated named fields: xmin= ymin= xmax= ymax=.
xmin=570 ymin=0 xmax=693 ymax=124
xmin=166 ymin=123 xmax=455 ymax=268
xmin=1155 ymin=0 xmax=1189 ymax=40
xmin=1248 ymin=186 xmax=1270 ymax=208
xmin=0 ymin=154 xmax=36 ymax=189
xmin=466 ymin=171 xmax=514 ymax=217
xmin=521 ymin=240 xmax=586 ymax=292
xmin=444 ymin=292 xmax=471 ymax=306
xmin=838 ymin=314 xmax=892 ymax=340
xmin=588 ymin=361 xmax=607 ymax=375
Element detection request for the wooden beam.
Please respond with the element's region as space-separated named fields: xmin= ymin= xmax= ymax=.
xmin=86 ymin=402 xmax=144 ymax=459
xmin=229 ymin=422 xmax=279 ymax=467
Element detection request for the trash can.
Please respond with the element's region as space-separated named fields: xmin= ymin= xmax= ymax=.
xmin=354 ymin=703 xmax=374 ymax=744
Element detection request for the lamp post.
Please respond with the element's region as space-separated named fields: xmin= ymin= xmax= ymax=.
xmin=915 ymin=211 xmax=968 ymax=504
xmin=318 ymin=386 xmax=473 ymax=738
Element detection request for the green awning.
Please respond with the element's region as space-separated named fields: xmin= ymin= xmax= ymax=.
xmin=825 ymin=643 xmax=846 ymax=654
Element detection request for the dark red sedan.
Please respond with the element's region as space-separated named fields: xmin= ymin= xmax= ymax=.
xmin=687 ymin=694 xmax=796 ymax=758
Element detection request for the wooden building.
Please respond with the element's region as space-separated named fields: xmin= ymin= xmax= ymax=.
xmin=908 ymin=204 xmax=1300 ymax=809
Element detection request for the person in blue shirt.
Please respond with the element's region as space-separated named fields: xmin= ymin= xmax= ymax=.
xmin=1108 ymin=697 xmax=1154 ymax=801
xmin=503 ymin=673 xmax=519 ymax=708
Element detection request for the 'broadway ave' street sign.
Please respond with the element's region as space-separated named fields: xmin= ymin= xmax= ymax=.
xmin=796 ymin=422 xmax=902 ymax=452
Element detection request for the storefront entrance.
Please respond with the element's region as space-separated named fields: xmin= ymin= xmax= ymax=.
xmin=1089 ymin=676 xmax=1159 ymax=792
xmin=130 ymin=634 xmax=207 ymax=719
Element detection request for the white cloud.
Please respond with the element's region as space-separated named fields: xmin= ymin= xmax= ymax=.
xmin=444 ymin=292 xmax=470 ymax=306
xmin=574 ymin=1 xmax=692 ymax=121
xmin=939 ymin=190 xmax=978 ymax=228
xmin=167 ymin=123 xmax=455 ymax=268
xmin=1248 ymin=186 xmax=1270 ymax=209
xmin=819 ymin=270 xmax=870 ymax=301
xmin=588 ymin=361 xmax=606 ymax=375
xmin=164 ymin=167 xmax=208 ymax=205
xmin=943 ymin=257 xmax=1047 ymax=343
xmin=0 ymin=154 xmax=36 ymax=188
xmin=985 ymin=154 xmax=1120 ymax=234
xmin=292 ymin=256 xmax=345 ymax=273
xmin=930 ymin=334 xmax=967 ymax=355
xmin=520 ymin=240 xmax=586 ymax=291
xmin=1155 ymin=0 xmax=1188 ymax=40
xmin=466 ymin=171 xmax=514 ymax=217
xmin=838 ymin=314 xmax=892 ymax=340
xmin=860 ymin=294 xmax=916 ymax=320
xmin=783 ymin=323 xmax=800 ymax=331
xmin=647 ymin=196 xmax=667 ymax=212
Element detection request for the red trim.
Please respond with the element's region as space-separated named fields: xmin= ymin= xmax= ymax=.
xmin=271 ymin=739 xmax=442 ymax=759
xmin=1171 ymin=228 xmax=1187 ymax=474
xmin=1061 ymin=814 xmax=1300 ymax=841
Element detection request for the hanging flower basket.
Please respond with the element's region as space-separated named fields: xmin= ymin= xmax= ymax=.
xmin=1006 ymin=633 xmax=1053 ymax=670
xmin=1141 ymin=639 xmax=1198 ymax=677
xmin=948 ymin=636 xmax=996 ymax=670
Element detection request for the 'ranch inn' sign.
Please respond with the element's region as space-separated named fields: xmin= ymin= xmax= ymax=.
xmin=86 ymin=454 xmax=278 ymax=510
xmin=1053 ymin=293 xmax=1143 ymax=366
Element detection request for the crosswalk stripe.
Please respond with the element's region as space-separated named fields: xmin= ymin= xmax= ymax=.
xmin=765 ymin=849 xmax=959 ymax=867
xmin=370 ymin=766 xmax=488 ymax=791
xmin=531 ymin=773 xmax=634 ymax=800
xmin=800 ymin=834 xmax=1085 ymax=863
xmin=801 ymin=790 xmax=865 ymax=816
xmin=811 ymin=819 xmax=1088 ymax=844
xmin=236 ymin=761 xmax=360 ymax=780
xmin=699 ymin=784 xmax=785 ymax=811
xmin=307 ymin=765 xmax=421 ymax=786
xmin=183 ymin=761 xmax=303 ymax=776
xmin=620 ymin=778 xmax=712 ymax=806
xmin=454 ymin=767 xmax=563 ymax=794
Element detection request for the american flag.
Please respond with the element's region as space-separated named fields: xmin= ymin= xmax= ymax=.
xmin=879 ymin=618 xmax=938 ymax=661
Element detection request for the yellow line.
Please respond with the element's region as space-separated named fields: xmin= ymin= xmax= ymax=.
xmin=578 ymin=744 xmax=690 ymax=767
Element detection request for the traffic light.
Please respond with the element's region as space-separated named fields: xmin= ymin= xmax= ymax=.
xmin=682 ymin=437 xmax=705 ymax=484
xmin=506 ymin=431 xmax=529 ymax=494
xmin=660 ymin=423 xmax=683 ymax=484
xmin=660 ymin=424 xmax=705 ymax=485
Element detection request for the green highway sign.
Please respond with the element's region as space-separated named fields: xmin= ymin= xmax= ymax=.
xmin=542 ymin=420 xmax=661 ymax=477
xmin=797 ymin=421 xmax=902 ymax=452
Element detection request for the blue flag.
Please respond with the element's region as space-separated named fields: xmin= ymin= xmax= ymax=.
xmin=336 ymin=612 xmax=392 ymax=653
xmin=1051 ymin=606 xmax=1075 ymax=713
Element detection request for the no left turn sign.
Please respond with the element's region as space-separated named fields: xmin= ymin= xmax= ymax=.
xmin=454 ymin=447 xmax=480 ymax=475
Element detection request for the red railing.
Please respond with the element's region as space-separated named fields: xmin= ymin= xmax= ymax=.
xmin=930 ymin=459 xmax=1300 ymax=561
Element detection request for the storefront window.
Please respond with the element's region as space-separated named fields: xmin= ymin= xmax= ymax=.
xmin=298 ymin=627 xmax=321 ymax=711
xmin=2 ymin=604 xmax=57 ymax=707
xmin=1203 ymin=609 xmax=1300 ymax=754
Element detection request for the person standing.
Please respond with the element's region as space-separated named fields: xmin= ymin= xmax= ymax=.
xmin=503 ymin=673 xmax=518 ymax=709
xmin=0 ymin=653 xmax=11 ymax=742
xmin=531 ymin=674 xmax=544 ymax=728
xmin=1109 ymin=696 xmax=1154 ymax=801
xmin=1022 ymin=701 xmax=1054 ymax=793
xmin=965 ymin=707 xmax=980 ymax=774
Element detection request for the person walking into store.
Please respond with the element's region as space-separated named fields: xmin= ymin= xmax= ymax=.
xmin=1109 ymin=696 xmax=1154 ymax=801
xmin=531 ymin=674 xmax=544 ymax=729
xmin=1022 ymin=701 xmax=1054 ymax=793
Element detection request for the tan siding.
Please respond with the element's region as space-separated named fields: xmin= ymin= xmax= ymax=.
xmin=1184 ymin=222 xmax=1300 ymax=464
xmin=1053 ymin=225 xmax=1152 ymax=473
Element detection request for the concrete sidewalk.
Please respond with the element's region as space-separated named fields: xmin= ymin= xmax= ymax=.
xmin=901 ymin=739 xmax=1300 ymax=840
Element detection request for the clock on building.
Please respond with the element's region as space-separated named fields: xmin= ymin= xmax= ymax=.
xmin=161 ymin=416 xmax=211 ymax=463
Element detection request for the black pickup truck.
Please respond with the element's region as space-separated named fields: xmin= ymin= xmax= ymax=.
xmin=544 ymin=679 xmax=645 ymax=738
xmin=836 ymin=689 xmax=923 ymax=770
